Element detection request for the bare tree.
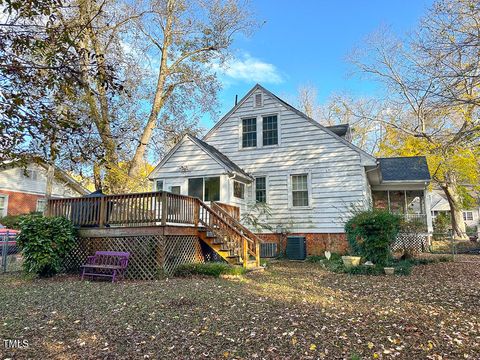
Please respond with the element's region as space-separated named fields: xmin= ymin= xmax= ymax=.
xmin=349 ymin=0 xmax=480 ymax=239
xmin=67 ymin=0 xmax=256 ymax=192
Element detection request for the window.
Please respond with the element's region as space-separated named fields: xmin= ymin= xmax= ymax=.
xmin=155 ymin=180 xmax=164 ymax=191
xmin=204 ymin=177 xmax=220 ymax=202
xmin=188 ymin=177 xmax=220 ymax=201
xmin=291 ymin=174 xmax=309 ymax=207
xmin=262 ymin=115 xmax=278 ymax=146
xmin=254 ymin=93 xmax=262 ymax=108
xmin=170 ymin=186 xmax=181 ymax=195
xmin=233 ymin=181 xmax=245 ymax=199
xmin=463 ymin=211 xmax=473 ymax=221
xmin=0 ymin=195 xmax=7 ymax=217
xmin=20 ymin=169 xmax=38 ymax=181
xmin=255 ymin=177 xmax=266 ymax=203
xmin=242 ymin=118 xmax=257 ymax=148
xmin=36 ymin=198 xmax=47 ymax=213
xmin=188 ymin=178 xmax=204 ymax=200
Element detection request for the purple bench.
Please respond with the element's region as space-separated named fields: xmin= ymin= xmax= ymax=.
xmin=81 ymin=251 xmax=130 ymax=283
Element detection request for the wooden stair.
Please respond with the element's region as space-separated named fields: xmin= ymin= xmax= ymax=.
xmin=196 ymin=202 xmax=263 ymax=268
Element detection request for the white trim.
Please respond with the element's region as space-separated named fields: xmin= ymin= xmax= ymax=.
xmin=253 ymin=91 xmax=263 ymax=108
xmin=155 ymin=179 xmax=164 ymax=191
xmin=0 ymin=187 xmax=79 ymax=198
xmin=187 ymin=176 xmax=221 ymax=202
xmin=36 ymin=198 xmax=47 ymax=213
xmin=0 ymin=194 xmax=8 ymax=217
xmin=253 ymin=175 xmax=268 ymax=204
xmin=203 ymin=84 xmax=376 ymax=165
xmin=260 ymin=113 xmax=280 ymax=148
xmin=463 ymin=211 xmax=473 ymax=221
xmin=233 ymin=180 xmax=245 ymax=199
xmin=287 ymin=171 xmax=312 ymax=209
xmin=239 ymin=116 xmax=258 ymax=150
xmin=150 ymin=134 xmax=252 ymax=181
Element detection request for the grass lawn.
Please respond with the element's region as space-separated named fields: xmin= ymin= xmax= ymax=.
xmin=1 ymin=256 xmax=479 ymax=359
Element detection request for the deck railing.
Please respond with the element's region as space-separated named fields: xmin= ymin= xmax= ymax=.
xmin=212 ymin=202 xmax=240 ymax=221
xmin=400 ymin=213 xmax=428 ymax=231
xmin=47 ymin=191 xmax=198 ymax=228
xmin=211 ymin=202 xmax=261 ymax=259
xmin=47 ymin=191 xmax=261 ymax=267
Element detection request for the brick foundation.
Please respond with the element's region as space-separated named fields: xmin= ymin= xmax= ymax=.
xmin=0 ymin=190 xmax=44 ymax=216
xmin=256 ymin=232 xmax=348 ymax=257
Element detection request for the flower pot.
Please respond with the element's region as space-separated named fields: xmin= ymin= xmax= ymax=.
xmin=384 ymin=267 xmax=395 ymax=275
xmin=342 ymin=256 xmax=361 ymax=268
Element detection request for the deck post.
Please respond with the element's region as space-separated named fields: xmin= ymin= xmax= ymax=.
xmin=99 ymin=197 xmax=106 ymax=228
xmin=193 ymin=200 xmax=200 ymax=227
xmin=255 ymin=241 xmax=261 ymax=268
xmin=242 ymin=238 xmax=248 ymax=268
xmin=161 ymin=191 xmax=167 ymax=226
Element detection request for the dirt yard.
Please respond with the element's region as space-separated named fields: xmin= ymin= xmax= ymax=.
xmin=1 ymin=256 xmax=479 ymax=359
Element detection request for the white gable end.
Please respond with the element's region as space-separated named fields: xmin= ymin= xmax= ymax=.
xmin=150 ymin=137 xmax=228 ymax=179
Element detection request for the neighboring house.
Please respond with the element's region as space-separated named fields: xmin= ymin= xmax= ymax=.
xmin=429 ymin=189 xmax=480 ymax=231
xmin=149 ymin=84 xmax=432 ymax=255
xmin=0 ymin=161 xmax=88 ymax=217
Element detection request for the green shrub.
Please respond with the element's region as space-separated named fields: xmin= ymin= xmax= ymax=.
xmin=345 ymin=210 xmax=401 ymax=266
xmin=0 ymin=214 xmax=23 ymax=229
xmin=433 ymin=212 xmax=450 ymax=234
xmin=16 ymin=215 xmax=76 ymax=277
xmin=173 ymin=262 xmax=246 ymax=277
xmin=466 ymin=225 xmax=477 ymax=237
xmin=322 ymin=257 xmax=345 ymax=273
xmin=306 ymin=255 xmax=325 ymax=263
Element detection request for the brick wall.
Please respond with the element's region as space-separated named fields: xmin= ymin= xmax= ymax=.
xmin=257 ymin=232 xmax=348 ymax=257
xmin=0 ymin=190 xmax=44 ymax=216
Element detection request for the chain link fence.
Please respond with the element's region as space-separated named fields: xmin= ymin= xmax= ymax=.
xmin=0 ymin=231 xmax=23 ymax=273
xmin=430 ymin=231 xmax=480 ymax=258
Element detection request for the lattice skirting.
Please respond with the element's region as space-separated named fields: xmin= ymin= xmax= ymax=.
xmin=392 ymin=232 xmax=429 ymax=253
xmin=63 ymin=234 xmax=206 ymax=280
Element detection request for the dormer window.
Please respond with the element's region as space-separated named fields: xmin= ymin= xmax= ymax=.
xmin=242 ymin=118 xmax=257 ymax=148
xmin=254 ymin=93 xmax=262 ymax=108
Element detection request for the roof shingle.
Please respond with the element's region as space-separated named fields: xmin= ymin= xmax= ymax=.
xmin=378 ymin=156 xmax=430 ymax=182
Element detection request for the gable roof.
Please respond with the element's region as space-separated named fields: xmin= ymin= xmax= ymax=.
xmin=149 ymin=134 xmax=253 ymax=181
xmin=378 ymin=156 xmax=431 ymax=182
xmin=189 ymin=136 xmax=252 ymax=180
xmin=1 ymin=159 xmax=88 ymax=195
xmin=326 ymin=124 xmax=349 ymax=137
xmin=204 ymin=84 xmax=376 ymax=165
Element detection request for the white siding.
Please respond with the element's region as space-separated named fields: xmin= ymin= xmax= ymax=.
xmin=0 ymin=164 xmax=82 ymax=197
xmin=203 ymin=89 xmax=368 ymax=233
xmin=151 ymin=137 xmax=232 ymax=202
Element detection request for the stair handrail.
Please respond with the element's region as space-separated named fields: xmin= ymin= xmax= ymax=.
xmin=196 ymin=199 xmax=254 ymax=244
xmin=211 ymin=202 xmax=263 ymax=245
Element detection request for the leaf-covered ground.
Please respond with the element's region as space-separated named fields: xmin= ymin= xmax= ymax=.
xmin=1 ymin=256 xmax=479 ymax=359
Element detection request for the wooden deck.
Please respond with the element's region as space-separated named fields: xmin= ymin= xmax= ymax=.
xmin=47 ymin=191 xmax=262 ymax=268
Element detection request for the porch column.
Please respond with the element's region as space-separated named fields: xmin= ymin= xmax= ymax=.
xmin=424 ymin=189 xmax=433 ymax=233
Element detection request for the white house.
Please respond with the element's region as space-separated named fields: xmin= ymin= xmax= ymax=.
xmin=0 ymin=161 xmax=88 ymax=218
xmin=149 ymin=85 xmax=432 ymax=255
xmin=430 ymin=189 xmax=479 ymax=236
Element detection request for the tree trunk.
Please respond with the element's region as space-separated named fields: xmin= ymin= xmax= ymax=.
xmin=93 ymin=162 xmax=102 ymax=191
xmin=44 ymin=139 xmax=57 ymax=215
xmin=128 ymin=0 xmax=175 ymax=179
xmin=77 ymin=0 xmax=120 ymax=193
xmin=441 ymin=182 xmax=468 ymax=240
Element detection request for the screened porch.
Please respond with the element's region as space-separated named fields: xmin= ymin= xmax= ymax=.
xmin=372 ymin=189 xmax=430 ymax=231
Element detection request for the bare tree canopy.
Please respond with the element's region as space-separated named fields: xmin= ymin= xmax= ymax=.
xmin=0 ymin=0 xmax=256 ymax=193
xmin=349 ymin=0 xmax=480 ymax=238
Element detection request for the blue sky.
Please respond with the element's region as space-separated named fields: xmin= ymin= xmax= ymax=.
xmin=205 ymin=0 xmax=433 ymax=128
